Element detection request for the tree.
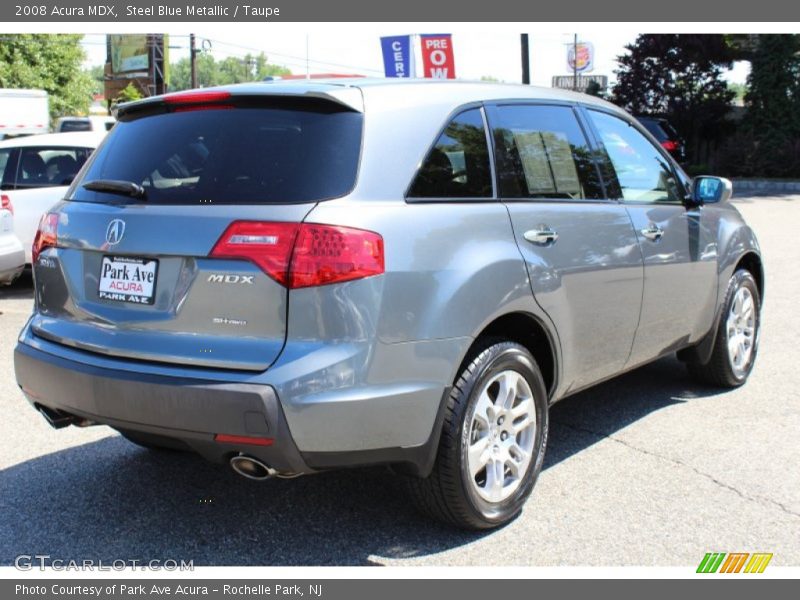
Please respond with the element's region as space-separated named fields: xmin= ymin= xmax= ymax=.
xmin=168 ymin=52 xmax=291 ymax=91
xmin=112 ymin=82 xmax=143 ymax=107
xmin=84 ymin=64 xmax=105 ymax=97
xmin=611 ymin=35 xmax=735 ymax=166
xmin=584 ymin=80 xmax=606 ymax=99
xmin=741 ymin=35 xmax=800 ymax=176
xmin=0 ymin=34 xmax=94 ymax=120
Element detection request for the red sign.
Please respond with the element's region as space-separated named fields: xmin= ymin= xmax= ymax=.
xmin=420 ymin=34 xmax=456 ymax=79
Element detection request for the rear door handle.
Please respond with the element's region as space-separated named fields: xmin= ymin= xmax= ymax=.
xmin=524 ymin=227 xmax=559 ymax=245
xmin=640 ymin=224 xmax=664 ymax=241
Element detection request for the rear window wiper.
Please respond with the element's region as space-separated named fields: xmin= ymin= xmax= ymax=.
xmin=82 ymin=179 xmax=146 ymax=199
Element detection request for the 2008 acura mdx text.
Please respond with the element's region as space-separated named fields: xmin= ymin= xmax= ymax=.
xmin=14 ymin=80 xmax=763 ymax=529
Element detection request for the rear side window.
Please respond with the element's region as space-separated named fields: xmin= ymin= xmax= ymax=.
xmin=11 ymin=146 xmax=92 ymax=189
xmin=491 ymin=105 xmax=603 ymax=200
xmin=71 ymin=101 xmax=363 ymax=205
xmin=408 ymin=108 xmax=492 ymax=199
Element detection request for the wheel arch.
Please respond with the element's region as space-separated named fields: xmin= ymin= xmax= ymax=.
xmin=458 ymin=311 xmax=559 ymax=401
xmin=735 ymin=251 xmax=764 ymax=301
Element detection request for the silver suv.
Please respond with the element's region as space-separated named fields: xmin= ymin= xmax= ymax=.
xmin=14 ymin=80 xmax=763 ymax=529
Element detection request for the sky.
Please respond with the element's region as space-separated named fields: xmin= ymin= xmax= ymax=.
xmin=81 ymin=30 xmax=750 ymax=88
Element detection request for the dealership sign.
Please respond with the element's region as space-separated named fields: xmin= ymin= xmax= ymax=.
xmin=420 ymin=34 xmax=456 ymax=79
xmin=380 ymin=35 xmax=415 ymax=78
xmin=567 ymin=42 xmax=594 ymax=73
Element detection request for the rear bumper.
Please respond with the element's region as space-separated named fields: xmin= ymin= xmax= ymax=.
xmin=14 ymin=342 xmax=311 ymax=474
xmin=0 ymin=245 xmax=24 ymax=284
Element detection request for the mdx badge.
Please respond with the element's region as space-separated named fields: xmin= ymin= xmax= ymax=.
xmin=207 ymin=274 xmax=255 ymax=284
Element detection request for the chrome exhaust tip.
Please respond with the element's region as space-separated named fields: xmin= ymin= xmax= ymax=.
xmin=229 ymin=454 xmax=277 ymax=481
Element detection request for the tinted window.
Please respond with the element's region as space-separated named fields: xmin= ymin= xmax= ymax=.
xmin=15 ymin=146 xmax=92 ymax=188
xmin=408 ymin=108 xmax=492 ymax=198
xmin=71 ymin=102 xmax=363 ymax=205
xmin=0 ymin=149 xmax=13 ymax=190
xmin=638 ymin=119 xmax=668 ymax=142
xmin=588 ymin=110 xmax=681 ymax=203
xmin=491 ymin=105 xmax=603 ymax=200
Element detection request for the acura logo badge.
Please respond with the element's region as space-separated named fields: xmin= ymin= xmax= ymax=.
xmin=105 ymin=219 xmax=126 ymax=245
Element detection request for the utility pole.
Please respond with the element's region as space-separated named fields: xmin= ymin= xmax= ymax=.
xmin=190 ymin=33 xmax=197 ymax=89
xmin=521 ymin=34 xmax=530 ymax=85
xmin=573 ymin=33 xmax=578 ymax=91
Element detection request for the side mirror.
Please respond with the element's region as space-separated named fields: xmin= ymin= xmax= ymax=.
xmin=691 ymin=176 xmax=732 ymax=205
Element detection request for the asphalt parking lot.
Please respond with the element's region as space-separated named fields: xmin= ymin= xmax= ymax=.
xmin=1 ymin=195 xmax=798 ymax=567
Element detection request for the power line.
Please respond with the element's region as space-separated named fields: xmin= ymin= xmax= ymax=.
xmin=203 ymin=37 xmax=384 ymax=74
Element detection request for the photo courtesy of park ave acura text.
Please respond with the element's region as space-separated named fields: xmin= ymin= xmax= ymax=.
xmin=0 ymin=3 xmax=798 ymax=577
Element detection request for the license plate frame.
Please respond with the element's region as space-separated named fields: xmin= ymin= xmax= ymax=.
xmin=98 ymin=255 xmax=159 ymax=305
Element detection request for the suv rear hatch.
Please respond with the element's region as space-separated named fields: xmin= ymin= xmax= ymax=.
xmin=30 ymin=87 xmax=364 ymax=371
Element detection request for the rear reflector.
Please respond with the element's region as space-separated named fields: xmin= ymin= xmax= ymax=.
xmin=210 ymin=221 xmax=384 ymax=289
xmin=214 ymin=434 xmax=274 ymax=447
xmin=1 ymin=194 xmax=12 ymax=215
xmin=32 ymin=213 xmax=59 ymax=263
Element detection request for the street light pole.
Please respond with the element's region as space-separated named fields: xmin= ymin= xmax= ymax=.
xmin=573 ymin=33 xmax=578 ymax=91
xmin=190 ymin=33 xmax=197 ymax=89
xmin=521 ymin=34 xmax=530 ymax=85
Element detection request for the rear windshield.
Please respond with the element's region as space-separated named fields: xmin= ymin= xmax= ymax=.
xmin=69 ymin=101 xmax=363 ymax=205
xmin=59 ymin=120 xmax=92 ymax=132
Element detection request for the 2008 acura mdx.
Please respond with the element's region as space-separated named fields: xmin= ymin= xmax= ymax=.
xmin=14 ymin=80 xmax=763 ymax=529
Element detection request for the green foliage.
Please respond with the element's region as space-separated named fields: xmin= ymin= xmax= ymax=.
xmin=611 ymin=34 xmax=735 ymax=162
xmin=718 ymin=35 xmax=800 ymax=177
xmin=168 ymin=52 xmax=291 ymax=91
xmin=0 ymin=34 xmax=94 ymax=120
xmin=584 ymin=80 xmax=606 ymax=99
xmin=114 ymin=83 xmax=144 ymax=106
xmin=84 ymin=64 xmax=105 ymax=97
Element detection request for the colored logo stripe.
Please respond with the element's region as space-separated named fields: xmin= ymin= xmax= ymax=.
xmin=744 ymin=553 xmax=773 ymax=573
xmin=697 ymin=553 xmax=726 ymax=573
xmin=720 ymin=553 xmax=749 ymax=573
xmin=697 ymin=552 xmax=773 ymax=573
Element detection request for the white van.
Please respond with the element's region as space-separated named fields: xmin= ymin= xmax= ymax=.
xmin=0 ymin=89 xmax=49 ymax=140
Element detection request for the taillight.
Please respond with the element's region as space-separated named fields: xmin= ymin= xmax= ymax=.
xmin=291 ymin=224 xmax=384 ymax=288
xmin=32 ymin=213 xmax=59 ymax=263
xmin=661 ymin=140 xmax=679 ymax=152
xmin=163 ymin=90 xmax=232 ymax=104
xmin=163 ymin=90 xmax=233 ymax=112
xmin=210 ymin=221 xmax=300 ymax=286
xmin=1 ymin=194 xmax=12 ymax=215
xmin=209 ymin=221 xmax=384 ymax=289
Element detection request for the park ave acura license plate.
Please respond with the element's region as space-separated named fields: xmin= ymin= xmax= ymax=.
xmin=98 ymin=256 xmax=158 ymax=305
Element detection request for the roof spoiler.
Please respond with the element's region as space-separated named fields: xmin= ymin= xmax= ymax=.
xmin=114 ymin=85 xmax=363 ymax=119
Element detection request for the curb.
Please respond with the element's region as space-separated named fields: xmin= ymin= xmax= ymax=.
xmin=732 ymin=179 xmax=800 ymax=196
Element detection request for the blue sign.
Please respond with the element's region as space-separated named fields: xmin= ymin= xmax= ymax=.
xmin=381 ymin=35 xmax=414 ymax=78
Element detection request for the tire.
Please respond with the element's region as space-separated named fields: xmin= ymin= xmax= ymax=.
xmin=406 ymin=341 xmax=549 ymax=530
xmin=687 ymin=269 xmax=761 ymax=388
xmin=116 ymin=429 xmax=189 ymax=452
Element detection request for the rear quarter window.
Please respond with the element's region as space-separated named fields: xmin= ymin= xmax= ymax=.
xmin=407 ymin=108 xmax=493 ymax=199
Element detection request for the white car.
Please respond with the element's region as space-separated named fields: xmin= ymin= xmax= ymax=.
xmin=0 ymin=201 xmax=24 ymax=285
xmin=0 ymin=132 xmax=105 ymax=263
